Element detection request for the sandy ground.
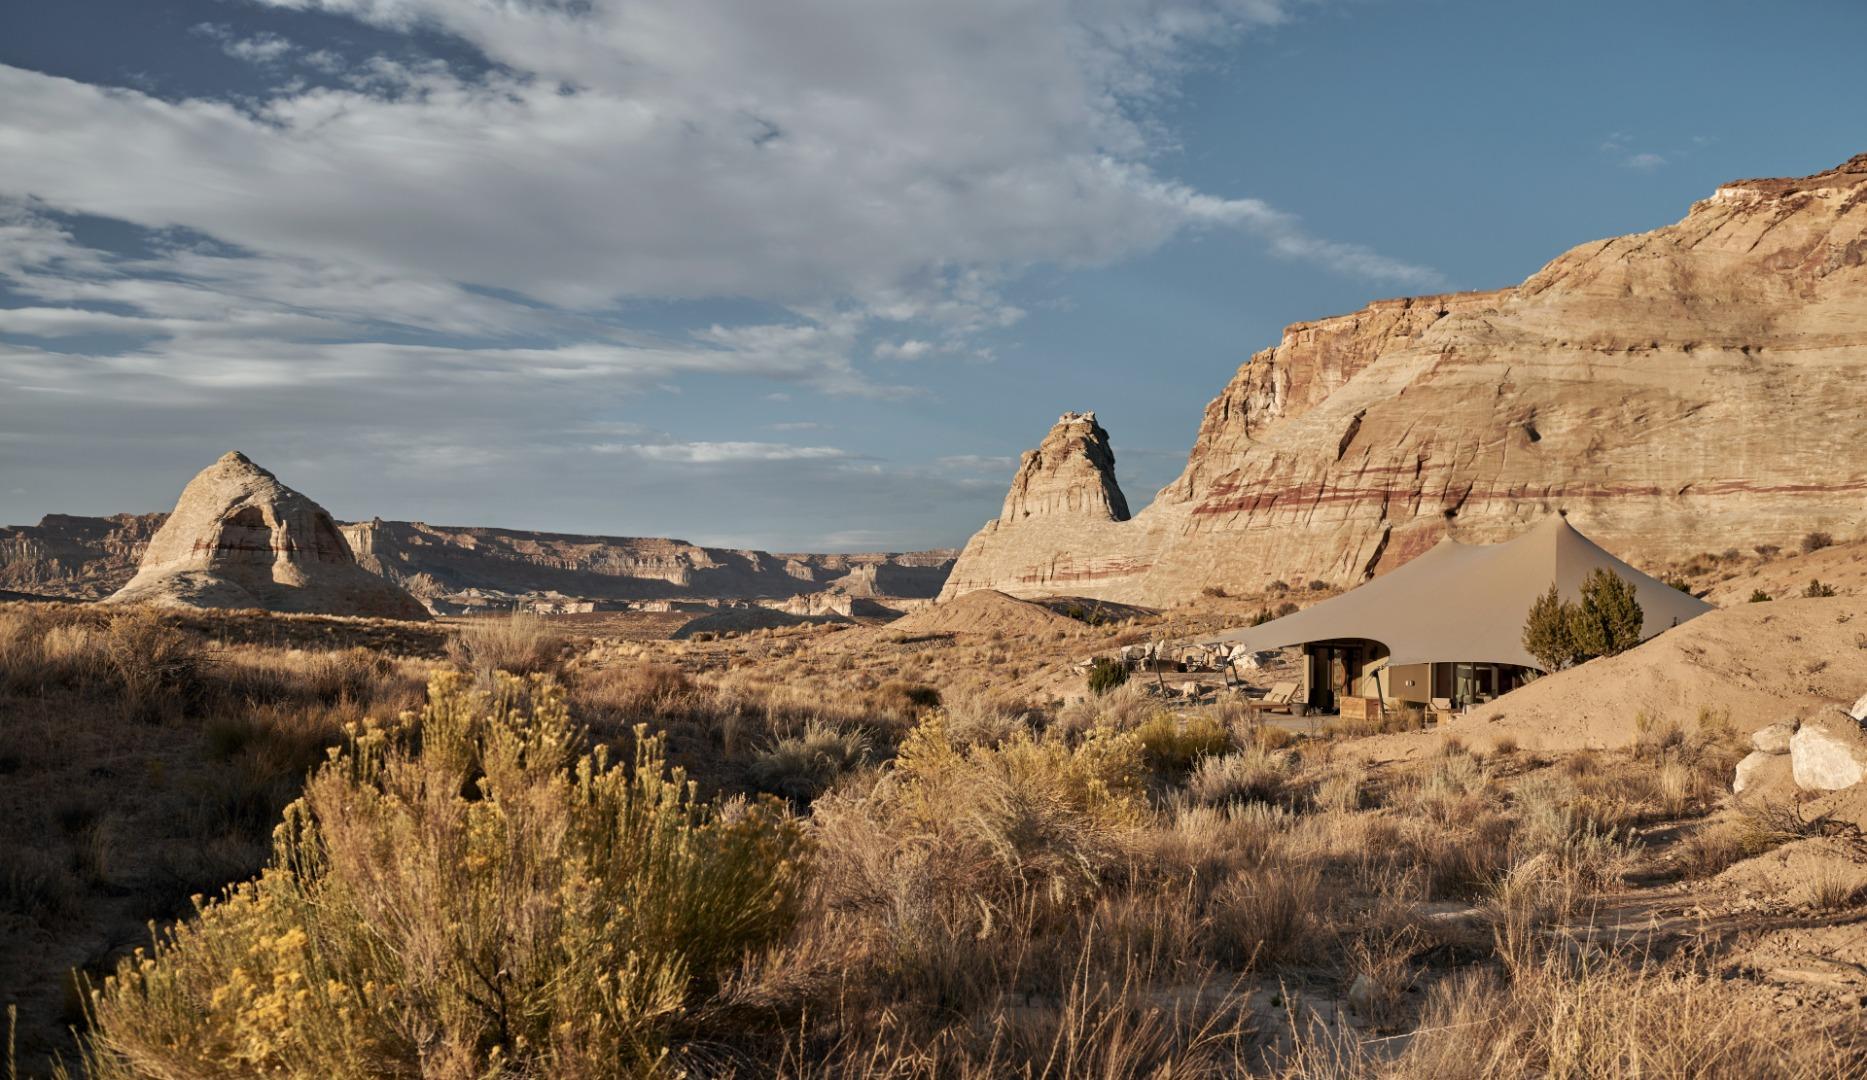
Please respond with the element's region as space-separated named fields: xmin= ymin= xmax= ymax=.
xmin=1699 ymin=539 xmax=1867 ymax=605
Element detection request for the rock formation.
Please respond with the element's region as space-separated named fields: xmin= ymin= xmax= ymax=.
xmin=4 ymin=510 xmax=954 ymax=611
xmin=0 ymin=513 xmax=165 ymax=599
xmin=944 ymin=154 xmax=1867 ymax=604
xmin=107 ymin=452 xmax=429 ymax=620
xmin=343 ymin=519 xmax=954 ymax=607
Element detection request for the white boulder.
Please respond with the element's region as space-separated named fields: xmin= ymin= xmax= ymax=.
xmin=1733 ymin=750 xmax=1793 ymax=795
xmin=1789 ymin=716 xmax=1867 ymax=792
xmin=1750 ymin=720 xmax=1797 ymax=755
xmin=1851 ymin=690 xmax=1867 ymax=723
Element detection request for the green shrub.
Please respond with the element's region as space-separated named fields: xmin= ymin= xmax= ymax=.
xmin=1803 ymin=579 xmax=1838 ymax=598
xmin=1086 ymin=656 xmax=1128 ymax=696
xmin=79 ymin=672 xmax=809 ymax=1079
xmin=1570 ymin=568 xmax=1644 ymax=659
xmin=1523 ymin=570 xmax=1644 ymax=672
xmin=1748 ymin=589 xmax=1772 ymax=603
xmin=1521 ymin=584 xmax=1581 ymax=672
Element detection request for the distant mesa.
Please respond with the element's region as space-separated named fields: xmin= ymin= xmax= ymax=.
xmin=107 ymin=452 xmax=430 ymax=621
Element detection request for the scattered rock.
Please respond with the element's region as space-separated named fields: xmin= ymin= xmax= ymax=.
xmin=1789 ymin=715 xmax=1867 ymax=792
xmin=1752 ymin=720 xmax=1799 ymax=755
xmin=1851 ymin=690 xmax=1867 ymax=723
xmin=1735 ymin=750 xmax=1796 ymax=796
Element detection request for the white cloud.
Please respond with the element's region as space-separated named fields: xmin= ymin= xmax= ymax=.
xmin=593 ymin=440 xmax=848 ymax=464
xmin=874 ymin=339 xmax=935 ymax=361
xmin=0 ymin=0 xmax=1447 ymax=546
xmin=1 ymin=0 xmax=1431 ymax=322
xmin=192 ymin=23 xmax=297 ymax=65
xmin=1623 ymin=152 xmax=1666 ymax=171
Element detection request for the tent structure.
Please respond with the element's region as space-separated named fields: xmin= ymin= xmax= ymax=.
xmin=1211 ymin=516 xmax=1713 ymax=712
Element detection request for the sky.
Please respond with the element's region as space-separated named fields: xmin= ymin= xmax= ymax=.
xmin=1 ymin=1 xmax=1863 ymax=552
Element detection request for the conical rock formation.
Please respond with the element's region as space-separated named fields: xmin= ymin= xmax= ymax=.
xmin=939 ymin=413 xmax=1142 ymax=598
xmin=108 ymin=452 xmax=428 ymax=620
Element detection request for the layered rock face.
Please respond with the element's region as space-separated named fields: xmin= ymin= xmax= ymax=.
xmin=108 ymin=453 xmax=430 ymax=620
xmin=0 ymin=513 xmax=165 ymax=599
xmin=944 ymin=155 xmax=1867 ymax=604
xmin=343 ymin=519 xmax=953 ymax=605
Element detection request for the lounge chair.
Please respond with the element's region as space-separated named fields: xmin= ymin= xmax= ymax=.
xmin=1254 ymin=680 xmax=1304 ymax=716
xmin=1429 ymin=697 xmax=1457 ymax=725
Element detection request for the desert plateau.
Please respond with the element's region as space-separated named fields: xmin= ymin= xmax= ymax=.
xmin=3 ymin=3 xmax=1866 ymax=1078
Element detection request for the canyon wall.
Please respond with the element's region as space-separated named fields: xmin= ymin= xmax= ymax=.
xmin=2 ymin=510 xmax=952 ymax=608
xmin=943 ymin=155 xmax=1867 ymax=603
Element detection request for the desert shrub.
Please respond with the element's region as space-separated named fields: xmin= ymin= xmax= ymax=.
xmin=1199 ymin=584 xmax=1229 ymax=599
xmin=1315 ymin=768 xmax=1363 ymax=814
xmin=1803 ymin=578 xmax=1838 ymax=598
xmin=1086 ymin=656 xmax=1128 ymax=696
xmin=1267 ymin=580 xmax=1290 ymax=593
xmin=1755 ymin=543 xmax=1781 ymax=558
xmin=873 ymin=679 xmax=942 ymax=719
xmin=1662 ymin=575 xmax=1693 ymax=593
xmin=1274 ymin=600 xmax=1300 ymax=617
xmin=1306 ymin=580 xmax=1329 ymax=592
xmin=101 ymin=608 xmax=205 ymax=721
xmin=748 ymin=722 xmax=871 ymax=802
xmin=576 ymin=660 xmax=695 ymax=716
xmin=1748 ymin=588 xmax=1772 ymax=603
xmin=1249 ymin=608 xmax=1275 ymax=627
xmin=813 ymin=714 xmax=1145 ymax=927
xmin=1187 ymin=747 xmax=1290 ymax=806
xmin=78 ymin=673 xmax=809 ymax=1078
xmin=1205 ymin=857 xmax=1320 ymax=969
xmin=1801 ymin=530 xmax=1834 ymax=553
xmin=1395 ymin=953 xmax=1859 ymax=1078
xmin=1133 ymin=713 xmax=1233 ymax=775
xmin=447 ymin=610 xmax=562 ymax=678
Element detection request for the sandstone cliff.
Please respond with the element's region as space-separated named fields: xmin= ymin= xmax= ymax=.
xmin=343 ymin=519 xmax=953 ymax=605
xmin=109 ymin=452 xmax=430 ymax=620
xmin=943 ymin=154 xmax=1867 ymax=604
xmin=0 ymin=513 xmax=165 ymax=599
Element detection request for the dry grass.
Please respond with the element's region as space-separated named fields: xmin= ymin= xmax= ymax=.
xmin=6 ymin=601 xmax=1862 ymax=1077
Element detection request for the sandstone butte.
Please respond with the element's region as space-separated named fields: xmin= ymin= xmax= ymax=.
xmin=107 ymin=451 xmax=430 ymax=621
xmin=942 ymin=154 xmax=1867 ymax=605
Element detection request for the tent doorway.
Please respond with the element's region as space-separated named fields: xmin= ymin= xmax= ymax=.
xmin=1308 ymin=643 xmax=1363 ymax=713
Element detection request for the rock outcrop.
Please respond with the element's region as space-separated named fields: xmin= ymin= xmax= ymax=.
xmin=107 ymin=452 xmax=429 ymax=620
xmin=944 ymin=155 xmax=1867 ymax=604
xmin=343 ymin=519 xmax=953 ymax=607
xmin=4 ymin=510 xmax=954 ymax=611
xmin=0 ymin=513 xmax=165 ymax=599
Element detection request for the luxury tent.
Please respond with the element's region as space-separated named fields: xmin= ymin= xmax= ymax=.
xmin=1211 ymin=517 xmax=1713 ymax=714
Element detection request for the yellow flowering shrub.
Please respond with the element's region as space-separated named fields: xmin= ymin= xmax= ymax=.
xmin=81 ymin=672 xmax=809 ymax=1079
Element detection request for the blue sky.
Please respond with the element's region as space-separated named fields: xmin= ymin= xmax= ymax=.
xmin=2 ymin=0 xmax=1862 ymax=551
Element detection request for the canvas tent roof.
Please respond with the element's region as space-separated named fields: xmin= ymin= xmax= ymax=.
xmin=1212 ymin=517 xmax=1713 ymax=670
